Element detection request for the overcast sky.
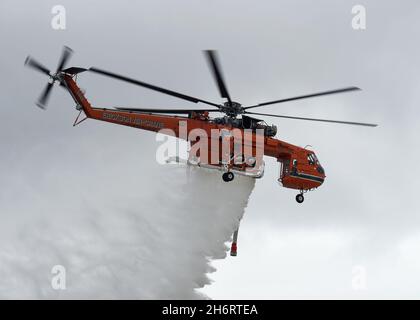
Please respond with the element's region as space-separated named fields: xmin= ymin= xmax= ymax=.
xmin=1 ymin=0 xmax=420 ymax=299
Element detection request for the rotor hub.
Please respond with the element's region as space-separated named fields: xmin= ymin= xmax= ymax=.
xmin=221 ymin=101 xmax=244 ymax=118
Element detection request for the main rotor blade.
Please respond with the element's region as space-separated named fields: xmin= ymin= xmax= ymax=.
xmin=36 ymin=82 xmax=54 ymax=109
xmin=89 ymin=67 xmax=220 ymax=108
xmin=115 ymin=107 xmax=221 ymax=114
xmin=56 ymin=46 xmax=73 ymax=72
xmin=204 ymin=50 xmax=232 ymax=103
xmin=245 ymin=87 xmax=361 ymax=109
xmin=245 ymin=111 xmax=377 ymax=127
xmin=24 ymin=56 xmax=51 ymax=76
xmin=62 ymin=67 xmax=87 ymax=75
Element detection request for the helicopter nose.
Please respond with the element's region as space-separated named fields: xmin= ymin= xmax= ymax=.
xmin=312 ymin=166 xmax=325 ymax=187
xmin=318 ymin=170 xmax=326 ymax=187
xmin=316 ymin=165 xmax=325 ymax=175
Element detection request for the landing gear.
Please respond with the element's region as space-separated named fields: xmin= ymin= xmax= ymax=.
xmin=222 ymin=171 xmax=234 ymax=182
xmin=295 ymin=193 xmax=304 ymax=203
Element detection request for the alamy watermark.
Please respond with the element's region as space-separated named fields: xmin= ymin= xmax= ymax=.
xmin=352 ymin=265 xmax=367 ymax=291
xmin=51 ymin=5 xmax=66 ymax=30
xmin=155 ymin=121 xmax=265 ymax=173
xmin=51 ymin=265 xmax=66 ymax=290
xmin=352 ymin=5 xmax=366 ymax=30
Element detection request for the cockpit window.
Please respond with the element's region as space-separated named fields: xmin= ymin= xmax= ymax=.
xmin=307 ymin=153 xmax=317 ymax=165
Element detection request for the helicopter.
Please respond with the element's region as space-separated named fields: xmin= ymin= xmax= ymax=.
xmin=24 ymin=46 xmax=377 ymax=206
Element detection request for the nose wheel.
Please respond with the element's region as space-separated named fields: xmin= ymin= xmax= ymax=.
xmin=222 ymin=171 xmax=234 ymax=182
xmin=295 ymin=193 xmax=304 ymax=203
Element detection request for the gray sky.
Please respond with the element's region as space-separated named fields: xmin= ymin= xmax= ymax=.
xmin=1 ymin=0 xmax=420 ymax=299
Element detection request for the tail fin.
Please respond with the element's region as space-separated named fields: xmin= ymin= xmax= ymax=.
xmin=62 ymin=74 xmax=94 ymax=117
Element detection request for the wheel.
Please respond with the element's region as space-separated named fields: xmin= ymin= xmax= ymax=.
xmin=227 ymin=172 xmax=234 ymax=181
xmin=296 ymin=194 xmax=304 ymax=203
xmin=222 ymin=172 xmax=234 ymax=182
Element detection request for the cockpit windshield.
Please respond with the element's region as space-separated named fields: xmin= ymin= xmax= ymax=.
xmin=307 ymin=153 xmax=318 ymax=165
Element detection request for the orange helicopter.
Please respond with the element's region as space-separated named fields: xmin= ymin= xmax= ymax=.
xmin=24 ymin=47 xmax=377 ymax=206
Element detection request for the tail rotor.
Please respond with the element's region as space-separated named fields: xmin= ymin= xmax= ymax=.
xmin=24 ymin=46 xmax=73 ymax=109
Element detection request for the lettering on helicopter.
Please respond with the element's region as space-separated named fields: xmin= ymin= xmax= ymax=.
xmin=102 ymin=112 xmax=164 ymax=129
